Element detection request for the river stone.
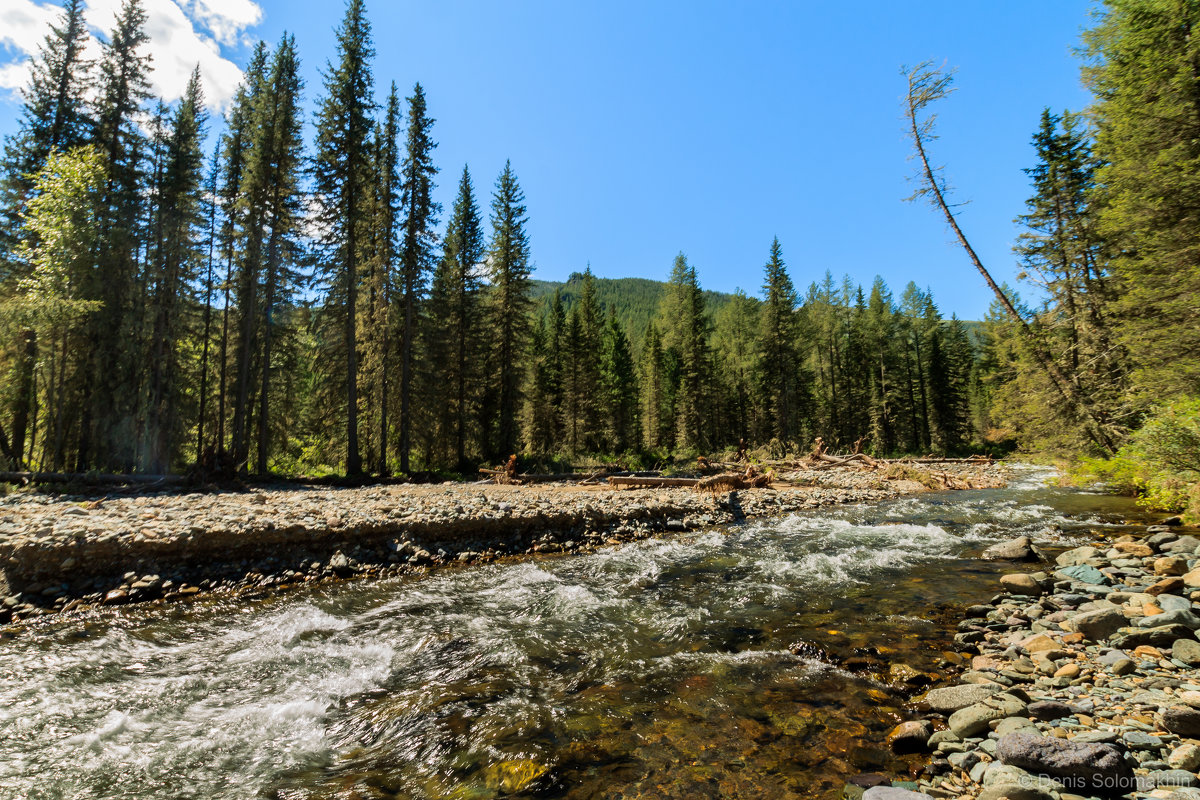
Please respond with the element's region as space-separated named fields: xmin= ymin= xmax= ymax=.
xmin=886 ymin=720 xmax=932 ymax=754
xmin=1163 ymin=535 xmax=1200 ymax=553
xmin=1056 ymin=546 xmax=1101 ymax=567
xmin=1067 ymin=607 xmax=1126 ymax=641
xmin=1157 ymin=593 xmax=1196 ymax=612
xmin=1170 ymin=743 xmax=1200 ymax=772
xmin=949 ymin=693 xmax=1028 ymax=738
xmin=995 ymin=716 xmax=1039 ymax=737
xmin=1055 ymin=564 xmax=1110 ymax=585
xmin=996 ymin=733 xmax=1134 ymax=792
xmin=921 ymin=683 xmax=1002 ymax=713
xmin=1001 ymin=573 xmax=1043 ymax=595
xmin=1113 ymin=541 xmax=1155 ymax=557
xmin=1183 ymin=568 xmax=1200 ymax=589
xmin=1027 ymin=700 xmax=1073 ymax=721
xmin=977 ymin=785 xmax=1055 ymax=800
xmin=981 ymin=764 xmax=1063 ymax=797
xmin=1109 ymin=624 xmax=1195 ymax=650
xmin=1174 ymin=638 xmax=1200 ymax=665
xmin=1138 ymin=608 xmax=1200 ymax=629
xmin=862 ymin=788 xmax=934 ymax=800
xmin=1146 ymin=769 xmax=1200 ymax=788
xmin=1162 ymin=706 xmax=1200 ymax=737
xmin=1149 ymin=576 xmax=1187 ymax=596
xmin=1156 ymin=555 xmax=1191 ymax=575
xmin=984 ymin=536 xmax=1040 ymax=562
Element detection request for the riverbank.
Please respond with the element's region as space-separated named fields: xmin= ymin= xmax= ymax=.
xmin=0 ymin=461 xmax=1008 ymax=626
xmin=865 ymin=517 xmax=1200 ymax=800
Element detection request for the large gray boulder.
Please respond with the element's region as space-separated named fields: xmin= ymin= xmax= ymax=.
xmin=997 ymin=733 xmax=1133 ymax=794
xmin=949 ymin=693 xmax=1028 ymax=738
xmin=920 ymin=683 xmax=1002 ymax=713
xmin=983 ymin=536 xmax=1040 ymax=562
xmin=1066 ymin=607 xmax=1126 ymax=640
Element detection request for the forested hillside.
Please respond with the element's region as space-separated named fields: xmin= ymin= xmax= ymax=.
xmin=0 ymin=0 xmax=1196 ymax=521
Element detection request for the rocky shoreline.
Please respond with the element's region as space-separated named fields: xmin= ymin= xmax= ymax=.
xmin=0 ymin=463 xmax=1006 ymax=628
xmin=860 ymin=518 xmax=1200 ymax=800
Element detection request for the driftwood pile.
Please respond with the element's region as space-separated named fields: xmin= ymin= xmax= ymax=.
xmin=478 ymin=441 xmax=998 ymax=492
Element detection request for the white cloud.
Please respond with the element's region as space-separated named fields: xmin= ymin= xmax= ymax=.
xmin=187 ymin=0 xmax=262 ymax=46
xmin=0 ymin=0 xmax=60 ymax=55
xmin=0 ymin=0 xmax=264 ymax=111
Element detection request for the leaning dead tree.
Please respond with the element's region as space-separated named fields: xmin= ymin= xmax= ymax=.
xmin=903 ymin=61 xmax=1118 ymax=455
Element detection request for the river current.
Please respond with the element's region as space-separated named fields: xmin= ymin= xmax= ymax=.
xmin=0 ymin=468 xmax=1149 ymax=799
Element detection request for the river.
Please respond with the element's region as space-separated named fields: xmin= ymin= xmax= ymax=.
xmin=0 ymin=467 xmax=1151 ymax=799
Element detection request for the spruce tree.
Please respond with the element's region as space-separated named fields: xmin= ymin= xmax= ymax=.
xmin=602 ymin=309 xmax=639 ymax=452
xmin=312 ymin=0 xmax=376 ymax=475
xmin=365 ymin=84 xmax=400 ymax=473
xmin=425 ymin=164 xmax=484 ymax=469
xmin=84 ymin=0 xmax=153 ymax=470
xmin=145 ymin=68 xmax=206 ymax=472
xmin=485 ymin=160 xmax=532 ymax=458
xmin=215 ymin=44 xmax=267 ymax=458
xmin=759 ymin=237 xmax=802 ymax=443
xmin=396 ymin=83 xmax=439 ymax=473
xmin=660 ymin=253 xmax=709 ymax=452
xmin=639 ymin=321 xmax=667 ymax=450
xmin=239 ymin=36 xmax=305 ymax=474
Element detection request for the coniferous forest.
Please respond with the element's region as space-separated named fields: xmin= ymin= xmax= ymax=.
xmin=0 ymin=0 xmax=1197 ymax=519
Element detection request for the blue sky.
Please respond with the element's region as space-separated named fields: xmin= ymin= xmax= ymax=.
xmin=0 ymin=0 xmax=1097 ymax=319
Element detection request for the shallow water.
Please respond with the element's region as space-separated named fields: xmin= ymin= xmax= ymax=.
xmin=0 ymin=467 xmax=1149 ymax=799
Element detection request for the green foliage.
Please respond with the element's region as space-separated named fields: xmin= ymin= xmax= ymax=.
xmin=1083 ymin=0 xmax=1200 ymax=398
xmin=1077 ymin=397 xmax=1200 ymax=520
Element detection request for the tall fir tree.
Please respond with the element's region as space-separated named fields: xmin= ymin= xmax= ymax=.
xmin=758 ymin=237 xmax=803 ymax=443
xmin=485 ymin=160 xmax=532 ymax=458
xmin=145 ymin=68 xmax=206 ymax=472
xmin=659 ymin=253 xmax=710 ymax=452
xmin=363 ymin=84 xmax=400 ymax=473
xmin=312 ymin=0 xmax=376 ymax=475
xmin=240 ymin=36 xmax=305 ymax=473
xmin=84 ymin=0 xmax=153 ymax=470
xmin=601 ymin=309 xmax=639 ymax=452
xmin=426 ymin=164 xmax=484 ymax=469
xmin=214 ymin=44 xmax=267 ymax=458
xmin=396 ymin=82 xmax=439 ymax=473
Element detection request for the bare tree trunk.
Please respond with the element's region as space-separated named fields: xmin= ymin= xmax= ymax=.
xmin=9 ymin=329 xmax=36 ymax=469
xmin=903 ymin=62 xmax=1117 ymax=454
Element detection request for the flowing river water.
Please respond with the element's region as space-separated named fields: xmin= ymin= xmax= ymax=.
xmin=0 ymin=468 xmax=1153 ymax=799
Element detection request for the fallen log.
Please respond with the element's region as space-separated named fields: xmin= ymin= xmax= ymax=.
xmin=608 ymin=476 xmax=700 ymax=489
xmin=809 ymin=452 xmax=879 ymax=470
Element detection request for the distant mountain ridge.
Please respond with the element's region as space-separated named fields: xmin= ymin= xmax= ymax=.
xmin=529 ymin=272 xmax=984 ymax=353
xmin=530 ymin=273 xmax=739 ymax=351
